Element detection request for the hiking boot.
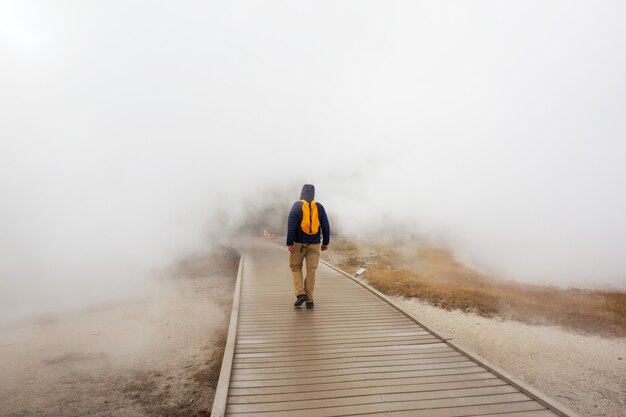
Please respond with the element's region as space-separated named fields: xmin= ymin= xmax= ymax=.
xmin=306 ymin=301 xmax=314 ymax=309
xmin=294 ymin=294 xmax=307 ymax=307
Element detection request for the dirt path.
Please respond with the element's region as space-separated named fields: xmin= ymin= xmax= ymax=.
xmin=0 ymin=249 xmax=238 ymax=417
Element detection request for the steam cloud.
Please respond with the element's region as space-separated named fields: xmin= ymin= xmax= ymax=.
xmin=1 ymin=1 xmax=625 ymax=321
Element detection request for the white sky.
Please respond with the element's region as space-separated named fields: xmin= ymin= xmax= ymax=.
xmin=1 ymin=1 xmax=625 ymax=317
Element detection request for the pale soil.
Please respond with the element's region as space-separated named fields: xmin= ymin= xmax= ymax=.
xmin=0 ymin=249 xmax=238 ymax=417
xmin=392 ymin=296 xmax=626 ymax=417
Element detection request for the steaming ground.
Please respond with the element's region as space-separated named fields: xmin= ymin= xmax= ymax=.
xmin=0 ymin=247 xmax=238 ymax=417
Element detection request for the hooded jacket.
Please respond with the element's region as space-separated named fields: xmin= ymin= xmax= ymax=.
xmin=286 ymin=184 xmax=330 ymax=246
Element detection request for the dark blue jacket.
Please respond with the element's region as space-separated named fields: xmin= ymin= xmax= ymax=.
xmin=286 ymin=201 xmax=330 ymax=246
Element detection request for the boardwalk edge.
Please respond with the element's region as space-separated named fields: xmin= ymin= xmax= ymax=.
xmin=319 ymin=257 xmax=581 ymax=417
xmin=210 ymin=246 xmax=244 ymax=417
xmin=445 ymin=340 xmax=581 ymax=417
xmin=319 ymin=258 xmax=453 ymax=341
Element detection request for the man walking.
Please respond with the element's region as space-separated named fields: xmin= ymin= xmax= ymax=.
xmin=287 ymin=184 xmax=330 ymax=308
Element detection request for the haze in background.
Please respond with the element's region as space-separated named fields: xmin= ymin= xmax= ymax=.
xmin=1 ymin=1 xmax=625 ymax=320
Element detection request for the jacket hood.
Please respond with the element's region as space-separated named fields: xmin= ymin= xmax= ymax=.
xmin=300 ymin=184 xmax=315 ymax=201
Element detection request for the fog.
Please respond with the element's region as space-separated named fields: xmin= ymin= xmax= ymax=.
xmin=2 ymin=1 xmax=625 ymax=321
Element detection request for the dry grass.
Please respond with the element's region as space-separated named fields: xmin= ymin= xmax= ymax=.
xmin=329 ymin=239 xmax=626 ymax=337
xmin=199 ymin=327 xmax=229 ymax=389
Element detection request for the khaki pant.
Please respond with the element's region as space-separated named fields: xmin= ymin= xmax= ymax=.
xmin=289 ymin=243 xmax=321 ymax=302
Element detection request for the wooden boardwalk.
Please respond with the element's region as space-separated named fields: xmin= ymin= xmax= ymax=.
xmin=212 ymin=240 xmax=572 ymax=417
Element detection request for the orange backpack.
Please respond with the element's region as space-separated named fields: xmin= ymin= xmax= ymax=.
xmin=300 ymin=200 xmax=320 ymax=235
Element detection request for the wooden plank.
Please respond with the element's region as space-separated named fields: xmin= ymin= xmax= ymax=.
xmin=227 ymin=372 xmax=498 ymax=396
xmin=239 ymin=310 xmax=396 ymax=317
xmin=227 ymin=378 xmax=507 ymax=404
xmin=232 ymin=354 xmax=467 ymax=373
xmin=240 ymin=300 xmax=381 ymax=304
xmin=230 ymin=361 xmax=477 ymax=381
xmin=349 ymin=402 xmax=548 ymax=417
xmin=238 ymin=307 xmax=403 ymax=316
xmin=371 ymin=376 xmax=505 ymax=394
xmin=229 ymin=366 xmax=486 ymax=388
xmin=237 ymin=316 xmax=410 ymax=325
xmin=237 ymin=323 xmax=418 ymax=334
xmin=485 ymin=412 xmax=559 ymax=417
xmin=237 ymin=329 xmax=429 ymax=340
xmin=233 ymin=351 xmax=461 ymax=368
xmin=238 ymin=302 xmax=392 ymax=311
xmin=226 ymin=394 xmax=383 ymax=414
xmin=234 ymin=344 xmax=446 ymax=360
xmin=237 ymin=322 xmax=416 ymax=332
xmin=236 ymin=333 xmax=433 ymax=346
xmin=237 ymin=332 xmax=431 ymax=344
xmin=239 ymin=302 xmax=396 ymax=309
xmin=233 ymin=346 xmax=452 ymax=363
xmin=236 ymin=333 xmax=437 ymax=344
xmin=234 ymin=337 xmax=441 ymax=353
xmin=237 ymin=318 xmax=412 ymax=329
xmin=236 ymin=322 xmax=415 ymax=334
xmin=238 ymin=334 xmax=417 ymax=342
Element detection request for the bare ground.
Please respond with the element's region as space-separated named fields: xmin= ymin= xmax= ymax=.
xmin=0 ymin=247 xmax=238 ymax=417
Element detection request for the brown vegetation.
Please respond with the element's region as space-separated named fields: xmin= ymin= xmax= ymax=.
xmin=327 ymin=239 xmax=626 ymax=337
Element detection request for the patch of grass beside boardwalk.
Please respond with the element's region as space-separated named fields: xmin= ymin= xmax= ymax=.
xmin=327 ymin=239 xmax=626 ymax=337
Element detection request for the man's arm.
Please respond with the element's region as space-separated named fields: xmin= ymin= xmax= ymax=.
xmin=286 ymin=202 xmax=300 ymax=247
xmin=318 ymin=203 xmax=330 ymax=249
